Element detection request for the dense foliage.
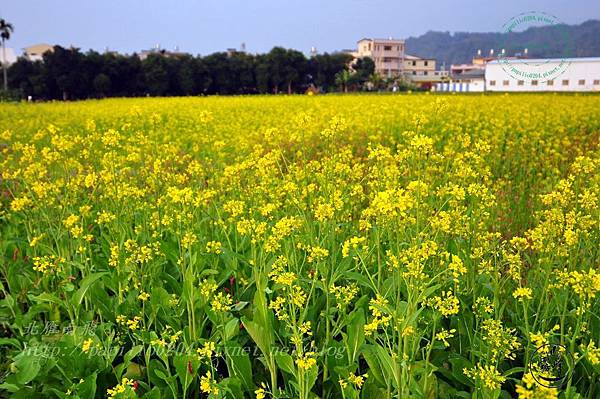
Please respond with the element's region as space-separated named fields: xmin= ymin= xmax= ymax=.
xmin=6 ymin=46 xmax=376 ymax=100
xmin=1 ymin=94 xmax=599 ymax=398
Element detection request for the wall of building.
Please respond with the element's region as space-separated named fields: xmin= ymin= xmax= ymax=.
xmin=404 ymin=58 xmax=436 ymax=76
xmin=434 ymin=79 xmax=485 ymax=92
xmin=485 ymin=59 xmax=600 ymax=92
xmin=356 ymin=39 xmax=405 ymax=77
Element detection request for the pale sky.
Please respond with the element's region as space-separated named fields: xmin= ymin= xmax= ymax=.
xmin=1 ymin=0 xmax=599 ymax=55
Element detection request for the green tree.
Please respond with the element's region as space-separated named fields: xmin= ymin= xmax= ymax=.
xmin=368 ymin=72 xmax=384 ymax=91
xmin=93 ymin=73 xmax=111 ymax=97
xmin=308 ymin=52 xmax=353 ymax=92
xmin=283 ymin=49 xmax=307 ymax=94
xmin=352 ymin=57 xmax=375 ymax=89
xmin=43 ymin=46 xmax=86 ymax=100
xmin=142 ymin=54 xmax=170 ymax=96
xmin=1 ymin=18 xmax=15 ymax=91
xmin=335 ymin=69 xmax=351 ymax=93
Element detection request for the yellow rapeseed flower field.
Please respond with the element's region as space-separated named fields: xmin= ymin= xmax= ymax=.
xmin=0 ymin=94 xmax=599 ymax=398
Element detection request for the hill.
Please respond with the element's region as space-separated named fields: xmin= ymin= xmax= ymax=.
xmin=405 ymin=19 xmax=600 ymax=66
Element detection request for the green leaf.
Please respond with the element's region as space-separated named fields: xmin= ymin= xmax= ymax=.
xmin=274 ymin=352 xmax=296 ymax=377
xmin=154 ymin=369 xmax=179 ymax=398
xmin=224 ymin=318 xmax=240 ymax=341
xmin=362 ymin=344 xmax=393 ymax=387
xmin=27 ymin=293 xmax=63 ymax=307
xmin=343 ymin=272 xmax=375 ymax=291
xmin=305 ymin=364 xmax=319 ymax=392
xmin=13 ymin=354 xmax=42 ymax=385
xmin=77 ymin=373 xmax=97 ymax=399
xmin=142 ymin=388 xmax=162 ymax=399
xmin=116 ymin=345 xmax=143 ymax=378
xmin=173 ymin=354 xmax=200 ymax=392
xmin=224 ymin=343 xmax=253 ymax=391
xmin=241 ymin=319 xmax=269 ymax=357
xmin=71 ymin=272 xmax=109 ymax=307
xmin=345 ymin=310 xmax=365 ymax=363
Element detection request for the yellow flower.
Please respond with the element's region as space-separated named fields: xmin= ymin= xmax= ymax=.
xmin=10 ymin=196 xmax=32 ymax=212
xmin=513 ymin=287 xmax=533 ymax=301
xmin=29 ymin=233 xmax=45 ymax=247
xmin=106 ymin=377 xmax=135 ymax=398
xmin=347 ymin=372 xmax=368 ymax=388
xmin=197 ymin=341 xmax=216 ymax=359
xmin=211 ymin=292 xmax=232 ymax=312
xmin=430 ymin=291 xmax=460 ymax=317
xmin=463 ymin=363 xmax=505 ymax=390
xmin=255 ymin=383 xmax=267 ymax=399
xmin=200 ymin=371 xmax=219 ymax=396
xmin=82 ymin=338 xmax=93 ymax=353
xmin=435 ymin=328 xmax=456 ymax=347
xmin=151 ymin=338 xmax=166 ymax=347
xmin=295 ymin=352 xmax=317 ymax=370
xmin=516 ymin=372 xmax=558 ymax=399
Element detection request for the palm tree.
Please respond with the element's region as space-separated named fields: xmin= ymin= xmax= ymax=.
xmin=335 ymin=69 xmax=351 ymax=93
xmin=1 ymin=18 xmax=15 ymax=91
xmin=368 ymin=72 xmax=383 ymax=91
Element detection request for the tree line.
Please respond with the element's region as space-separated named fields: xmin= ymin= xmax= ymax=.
xmin=6 ymin=45 xmax=378 ymax=100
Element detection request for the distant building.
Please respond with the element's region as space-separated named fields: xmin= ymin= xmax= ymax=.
xmin=23 ymin=43 xmax=54 ymax=62
xmin=435 ymin=69 xmax=485 ymax=92
xmin=1 ymin=47 xmax=18 ymax=66
xmin=441 ymin=49 xmax=517 ymax=92
xmin=354 ymin=37 xmax=405 ymax=78
xmin=404 ymin=54 xmax=435 ymax=75
xmin=486 ymin=57 xmax=600 ymax=92
xmin=138 ymin=44 xmax=188 ymax=60
xmin=403 ymin=54 xmax=449 ymax=89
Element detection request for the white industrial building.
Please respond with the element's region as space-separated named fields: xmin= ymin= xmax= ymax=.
xmin=434 ymin=69 xmax=485 ymax=92
xmin=485 ymin=57 xmax=600 ymax=92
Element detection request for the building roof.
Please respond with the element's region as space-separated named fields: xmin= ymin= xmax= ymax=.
xmin=357 ymin=37 xmax=404 ymax=43
xmin=24 ymin=43 xmax=54 ymax=53
xmin=452 ymin=69 xmax=485 ymax=79
xmin=405 ymin=54 xmax=435 ymax=61
xmin=487 ymin=57 xmax=600 ymax=65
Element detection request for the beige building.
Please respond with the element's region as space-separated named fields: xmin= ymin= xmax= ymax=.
xmin=402 ymin=54 xmax=449 ymax=89
xmin=355 ymin=38 xmax=405 ymax=77
xmin=403 ymin=54 xmax=437 ymax=77
xmin=23 ymin=43 xmax=54 ymax=62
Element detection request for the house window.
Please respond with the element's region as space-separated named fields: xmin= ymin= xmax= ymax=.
xmin=424 ymin=71 xmax=428 ymax=75
xmin=412 ymin=71 xmax=416 ymax=75
xmin=518 ymin=80 xmax=524 ymax=86
xmin=503 ymin=80 xmax=509 ymax=86
xmin=562 ymin=79 xmax=569 ymax=85
xmin=424 ymin=61 xmax=428 ymax=66
xmin=594 ymin=79 xmax=600 ymax=85
xmin=547 ymin=80 xmax=554 ymax=86
xmin=578 ymin=79 xmax=585 ymax=85
xmin=489 ymin=80 xmax=496 ymax=86
xmin=531 ymin=80 xmax=538 ymax=86
xmin=412 ymin=61 xmax=416 ymax=66
xmin=384 ymin=45 xmax=392 ymax=51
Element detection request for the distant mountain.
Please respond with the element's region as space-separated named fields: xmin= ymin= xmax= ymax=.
xmin=405 ymin=19 xmax=600 ymax=67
